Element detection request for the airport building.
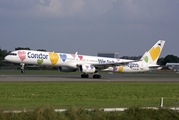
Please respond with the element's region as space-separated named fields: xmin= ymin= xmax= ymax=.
xmin=97 ymin=52 xmax=119 ymax=58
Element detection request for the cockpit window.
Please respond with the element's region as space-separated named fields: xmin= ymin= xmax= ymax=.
xmin=9 ymin=53 xmax=17 ymax=56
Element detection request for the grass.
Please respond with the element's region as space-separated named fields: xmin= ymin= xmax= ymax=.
xmin=0 ymin=82 xmax=179 ymax=110
xmin=0 ymin=70 xmax=178 ymax=119
xmin=1 ymin=106 xmax=179 ymax=120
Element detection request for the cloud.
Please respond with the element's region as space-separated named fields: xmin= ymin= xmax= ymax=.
xmin=36 ymin=0 xmax=85 ymax=17
xmin=121 ymin=0 xmax=179 ymax=22
xmin=1 ymin=0 xmax=179 ymax=19
xmin=84 ymin=0 xmax=117 ymax=15
xmin=35 ymin=0 xmax=118 ymax=17
xmin=0 ymin=0 xmax=118 ymax=17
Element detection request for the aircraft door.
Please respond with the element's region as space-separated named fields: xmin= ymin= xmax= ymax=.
xmin=140 ymin=64 xmax=144 ymax=71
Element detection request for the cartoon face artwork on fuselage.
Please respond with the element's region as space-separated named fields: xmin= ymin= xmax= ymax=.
xmin=49 ymin=53 xmax=59 ymax=65
xmin=18 ymin=51 xmax=26 ymax=61
xmin=60 ymin=54 xmax=67 ymax=62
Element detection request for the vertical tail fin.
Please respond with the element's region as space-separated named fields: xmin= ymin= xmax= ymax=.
xmin=141 ymin=40 xmax=165 ymax=64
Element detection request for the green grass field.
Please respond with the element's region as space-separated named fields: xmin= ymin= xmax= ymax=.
xmin=0 ymin=82 xmax=179 ymax=110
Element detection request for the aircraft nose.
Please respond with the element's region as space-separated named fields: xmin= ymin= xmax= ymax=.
xmin=4 ymin=56 xmax=10 ymax=61
xmin=4 ymin=56 xmax=7 ymax=60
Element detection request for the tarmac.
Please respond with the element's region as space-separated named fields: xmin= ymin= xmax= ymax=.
xmin=0 ymin=73 xmax=179 ymax=82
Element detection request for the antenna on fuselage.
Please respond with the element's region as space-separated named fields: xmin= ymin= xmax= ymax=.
xmin=75 ymin=52 xmax=78 ymax=61
xmin=75 ymin=52 xmax=78 ymax=56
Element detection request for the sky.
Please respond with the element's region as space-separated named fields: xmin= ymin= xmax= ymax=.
xmin=0 ymin=0 xmax=179 ymax=58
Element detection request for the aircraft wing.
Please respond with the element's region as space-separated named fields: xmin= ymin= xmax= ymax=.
xmin=91 ymin=60 xmax=136 ymax=69
xmin=165 ymin=63 xmax=179 ymax=70
xmin=166 ymin=63 xmax=179 ymax=66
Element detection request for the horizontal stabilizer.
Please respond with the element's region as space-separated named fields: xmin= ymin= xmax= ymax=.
xmin=148 ymin=64 xmax=160 ymax=68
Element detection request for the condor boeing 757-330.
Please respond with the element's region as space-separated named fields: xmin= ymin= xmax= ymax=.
xmin=5 ymin=40 xmax=165 ymax=78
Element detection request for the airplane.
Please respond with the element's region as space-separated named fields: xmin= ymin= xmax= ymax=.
xmin=4 ymin=40 xmax=165 ymax=78
xmin=166 ymin=63 xmax=179 ymax=71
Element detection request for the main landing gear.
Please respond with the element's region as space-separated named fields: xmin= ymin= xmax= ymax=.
xmin=81 ymin=74 xmax=89 ymax=78
xmin=81 ymin=74 xmax=101 ymax=79
xmin=20 ymin=63 xmax=25 ymax=73
xmin=93 ymin=74 xmax=101 ymax=79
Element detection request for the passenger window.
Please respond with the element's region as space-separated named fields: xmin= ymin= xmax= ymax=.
xmin=9 ymin=53 xmax=17 ymax=56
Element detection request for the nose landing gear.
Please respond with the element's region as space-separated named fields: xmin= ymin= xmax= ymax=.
xmin=20 ymin=63 xmax=25 ymax=73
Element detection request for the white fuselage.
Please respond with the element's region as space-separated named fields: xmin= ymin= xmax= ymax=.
xmin=5 ymin=50 xmax=152 ymax=73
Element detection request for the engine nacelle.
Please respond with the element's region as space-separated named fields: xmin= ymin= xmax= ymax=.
xmin=79 ymin=64 xmax=96 ymax=74
xmin=58 ymin=67 xmax=77 ymax=72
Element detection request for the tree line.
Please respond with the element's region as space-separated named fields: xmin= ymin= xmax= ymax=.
xmin=0 ymin=47 xmax=179 ymax=66
xmin=0 ymin=48 xmax=11 ymax=66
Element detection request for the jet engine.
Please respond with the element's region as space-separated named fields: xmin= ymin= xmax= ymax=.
xmin=79 ymin=64 xmax=96 ymax=74
xmin=58 ymin=67 xmax=77 ymax=72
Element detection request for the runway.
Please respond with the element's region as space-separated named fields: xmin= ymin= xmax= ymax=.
xmin=0 ymin=73 xmax=179 ymax=82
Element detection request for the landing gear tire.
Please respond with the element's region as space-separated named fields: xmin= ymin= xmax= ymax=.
xmin=97 ymin=75 xmax=101 ymax=79
xmin=81 ymin=74 xmax=89 ymax=78
xmin=21 ymin=70 xmax=25 ymax=73
xmin=93 ymin=75 xmax=101 ymax=79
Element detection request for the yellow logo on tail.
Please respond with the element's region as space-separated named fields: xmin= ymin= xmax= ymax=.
xmin=149 ymin=47 xmax=161 ymax=61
